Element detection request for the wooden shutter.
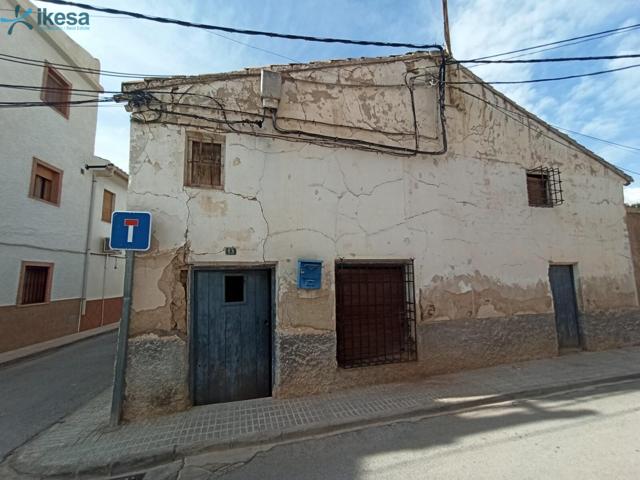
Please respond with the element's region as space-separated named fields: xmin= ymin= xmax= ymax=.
xmin=187 ymin=139 xmax=222 ymax=187
xmin=31 ymin=160 xmax=62 ymax=204
xmin=102 ymin=189 xmax=115 ymax=222
xmin=42 ymin=66 xmax=71 ymax=117
xmin=527 ymin=173 xmax=550 ymax=207
xmin=21 ymin=265 xmax=51 ymax=304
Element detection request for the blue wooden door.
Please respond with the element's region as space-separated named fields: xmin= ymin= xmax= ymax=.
xmin=192 ymin=269 xmax=271 ymax=405
xmin=549 ymin=265 xmax=581 ymax=349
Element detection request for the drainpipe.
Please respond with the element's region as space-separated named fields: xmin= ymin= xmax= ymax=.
xmin=78 ymin=171 xmax=97 ymax=332
xmin=100 ymin=253 xmax=107 ymax=327
xmin=78 ymin=163 xmax=114 ymax=332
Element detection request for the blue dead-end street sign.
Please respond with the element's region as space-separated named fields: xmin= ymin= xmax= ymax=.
xmin=110 ymin=211 xmax=152 ymax=251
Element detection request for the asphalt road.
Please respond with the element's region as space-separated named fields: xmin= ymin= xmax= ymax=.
xmin=0 ymin=332 xmax=116 ymax=460
xmin=208 ymin=379 xmax=640 ymax=480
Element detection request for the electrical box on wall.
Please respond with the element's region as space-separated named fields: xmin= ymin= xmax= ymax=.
xmin=298 ymin=259 xmax=322 ymax=289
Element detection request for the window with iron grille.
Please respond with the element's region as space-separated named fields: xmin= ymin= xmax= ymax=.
xmin=102 ymin=189 xmax=115 ymax=223
xmin=29 ymin=158 xmax=62 ymax=206
xmin=526 ymin=167 xmax=563 ymax=207
xmin=185 ymin=133 xmax=224 ymax=188
xmin=42 ymin=65 xmax=71 ymax=118
xmin=18 ymin=263 xmax=52 ymax=305
xmin=335 ymin=260 xmax=417 ymax=368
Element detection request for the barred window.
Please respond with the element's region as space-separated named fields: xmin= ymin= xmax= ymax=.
xmin=335 ymin=261 xmax=417 ymax=368
xmin=526 ymin=167 xmax=563 ymax=207
xmin=185 ymin=134 xmax=224 ymax=188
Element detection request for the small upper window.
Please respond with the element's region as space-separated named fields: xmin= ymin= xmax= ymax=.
xmin=185 ymin=134 xmax=223 ymax=188
xmin=526 ymin=167 xmax=563 ymax=207
xmin=42 ymin=65 xmax=71 ymax=117
xmin=102 ymin=189 xmax=115 ymax=223
xmin=30 ymin=158 xmax=62 ymax=206
xmin=224 ymin=275 xmax=245 ymax=303
xmin=19 ymin=262 xmax=53 ymax=305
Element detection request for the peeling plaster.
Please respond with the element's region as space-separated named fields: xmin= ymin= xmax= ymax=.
xmin=122 ymin=54 xmax=640 ymax=417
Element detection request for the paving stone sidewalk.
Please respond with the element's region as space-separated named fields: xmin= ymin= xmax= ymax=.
xmin=7 ymin=347 xmax=640 ymax=478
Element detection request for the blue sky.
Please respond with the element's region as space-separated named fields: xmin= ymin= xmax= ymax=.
xmin=30 ymin=0 xmax=640 ymax=201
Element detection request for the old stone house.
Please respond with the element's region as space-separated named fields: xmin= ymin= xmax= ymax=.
xmin=119 ymin=51 xmax=640 ymax=419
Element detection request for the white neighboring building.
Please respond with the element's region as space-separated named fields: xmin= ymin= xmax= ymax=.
xmin=83 ymin=157 xmax=128 ymax=331
xmin=0 ymin=0 xmax=127 ymax=352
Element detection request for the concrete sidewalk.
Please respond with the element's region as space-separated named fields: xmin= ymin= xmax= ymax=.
xmin=5 ymin=346 xmax=640 ymax=478
xmin=0 ymin=323 xmax=119 ymax=367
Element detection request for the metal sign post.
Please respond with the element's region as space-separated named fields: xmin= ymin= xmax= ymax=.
xmin=110 ymin=249 xmax=134 ymax=426
xmin=108 ymin=211 xmax=152 ymax=426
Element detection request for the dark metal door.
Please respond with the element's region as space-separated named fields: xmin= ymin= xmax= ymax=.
xmin=548 ymin=265 xmax=581 ymax=349
xmin=335 ymin=263 xmax=417 ymax=368
xmin=192 ymin=269 xmax=271 ymax=405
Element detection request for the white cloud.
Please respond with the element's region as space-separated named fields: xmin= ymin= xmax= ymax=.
xmin=624 ymin=187 xmax=640 ymax=205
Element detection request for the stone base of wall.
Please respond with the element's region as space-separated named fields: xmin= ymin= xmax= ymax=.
xmin=276 ymin=314 xmax=559 ymax=398
xmin=79 ymin=297 xmax=123 ymax=331
xmin=121 ymin=309 xmax=640 ymax=419
xmin=0 ymin=299 xmax=80 ymax=353
xmin=581 ymin=309 xmax=640 ymax=351
xmin=417 ymin=314 xmax=558 ymax=375
xmin=122 ymin=333 xmax=190 ymax=421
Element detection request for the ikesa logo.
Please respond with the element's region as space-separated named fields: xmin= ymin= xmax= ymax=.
xmin=37 ymin=7 xmax=90 ymax=27
xmin=1 ymin=5 xmax=90 ymax=35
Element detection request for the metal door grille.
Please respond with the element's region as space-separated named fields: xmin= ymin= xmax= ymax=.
xmin=335 ymin=261 xmax=417 ymax=368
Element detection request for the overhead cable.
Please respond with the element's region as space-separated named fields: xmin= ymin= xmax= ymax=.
xmin=0 ymin=52 xmax=167 ymax=79
xmin=445 ymin=63 xmax=640 ymax=85
xmin=469 ymin=29 xmax=640 ymax=69
xmin=550 ymin=127 xmax=640 ymax=153
xmin=471 ymin=23 xmax=640 ymax=61
xmin=38 ymin=0 xmax=442 ymax=50
xmin=0 ymin=97 xmax=116 ymax=108
xmin=451 ymin=86 xmax=640 ymax=176
xmin=451 ymin=54 xmax=640 ymax=64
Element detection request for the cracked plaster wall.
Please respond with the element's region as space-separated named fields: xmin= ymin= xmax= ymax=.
xmin=123 ymin=55 xmax=639 ymax=416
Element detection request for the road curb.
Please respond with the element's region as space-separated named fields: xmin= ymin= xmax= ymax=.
xmin=0 ymin=323 xmax=119 ymax=368
xmin=98 ymin=371 xmax=640 ymax=478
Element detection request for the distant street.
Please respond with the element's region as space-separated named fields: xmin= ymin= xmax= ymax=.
xmin=211 ymin=379 xmax=640 ymax=480
xmin=0 ymin=332 xmax=116 ymax=460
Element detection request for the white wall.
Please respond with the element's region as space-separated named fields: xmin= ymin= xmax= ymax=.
xmin=0 ymin=0 xmax=102 ymax=305
xmin=125 ymin=53 xmax=637 ymax=331
xmin=86 ymin=167 xmax=128 ymax=301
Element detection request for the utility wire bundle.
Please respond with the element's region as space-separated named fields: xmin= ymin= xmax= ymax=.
xmin=0 ymin=0 xmax=637 ymax=167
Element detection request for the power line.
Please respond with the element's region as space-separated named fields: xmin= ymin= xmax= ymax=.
xmin=0 ymin=52 xmax=167 ymax=79
xmin=472 ymin=22 xmax=640 ymax=61
xmin=0 ymin=7 xmax=300 ymax=64
xmin=452 ymin=86 xmax=640 ymax=177
xmin=5 ymin=79 xmax=640 ymax=156
xmin=469 ymin=28 xmax=640 ymax=68
xmin=445 ymin=62 xmax=640 ymax=85
xmin=0 ymin=97 xmax=116 ymax=108
xmin=0 ymin=9 xmax=301 ymax=65
xmin=4 ymin=53 xmax=637 ymax=161
xmin=39 ymin=0 xmax=443 ymax=50
xmin=551 ymin=126 xmax=640 ymax=153
xmin=202 ymin=30 xmax=301 ymax=64
xmin=451 ymin=54 xmax=640 ymax=64
xmin=0 ymin=82 xmax=114 ymax=95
